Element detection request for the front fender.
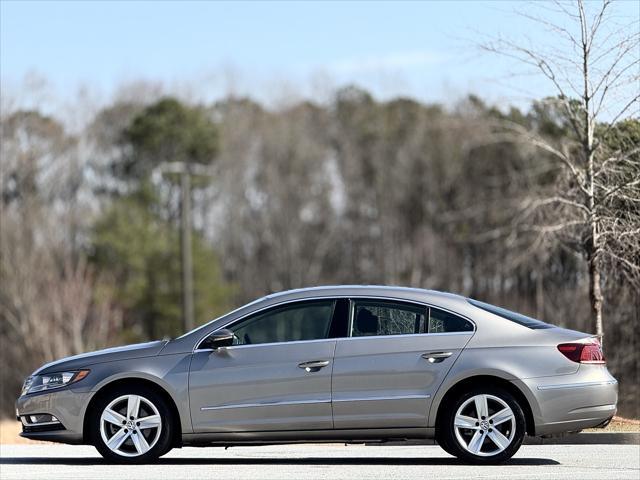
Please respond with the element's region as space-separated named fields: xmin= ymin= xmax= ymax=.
xmin=77 ymin=353 xmax=193 ymax=435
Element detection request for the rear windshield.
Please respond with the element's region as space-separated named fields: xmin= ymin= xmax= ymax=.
xmin=467 ymin=299 xmax=554 ymax=329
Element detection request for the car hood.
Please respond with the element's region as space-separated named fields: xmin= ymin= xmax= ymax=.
xmin=34 ymin=340 xmax=169 ymax=375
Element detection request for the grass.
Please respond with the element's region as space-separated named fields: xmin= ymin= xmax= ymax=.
xmin=1 ymin=417 xmax=638 ymax=445
xmin=585 ymin=416 xmax=640 ymax=433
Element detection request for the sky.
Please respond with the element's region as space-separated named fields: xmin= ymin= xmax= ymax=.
xmin=2 ymin=0 xmax=639 ymax=113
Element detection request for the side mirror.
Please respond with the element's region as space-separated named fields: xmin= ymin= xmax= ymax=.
xmin=201 ymin=329 xmax=234 ymax=350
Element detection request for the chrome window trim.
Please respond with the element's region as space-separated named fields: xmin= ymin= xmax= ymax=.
xmin=194 ymin=295 xmax=476 ymax=352
xmin=194 ymin=336 xmax=337 ymax=353
xmin=200 ymin=398 xmax=331 ymax=411
xmin=537 ymin=380 xmax=618 ymax=390
xmin=336 ymin=330 xmax=474 ymax=343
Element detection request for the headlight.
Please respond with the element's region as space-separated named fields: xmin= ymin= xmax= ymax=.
xmin=22 ymin=370 xmax=90 ymax=395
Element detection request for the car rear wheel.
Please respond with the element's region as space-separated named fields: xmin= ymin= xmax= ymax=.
xmin=92 ymin=385 xmax=173 ymax=463
xmin=441 ymin=386 xmax=525 ymax=464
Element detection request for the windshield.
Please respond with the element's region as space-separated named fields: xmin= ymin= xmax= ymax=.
xmin=175 ymin=296 xmax=266 ymax=339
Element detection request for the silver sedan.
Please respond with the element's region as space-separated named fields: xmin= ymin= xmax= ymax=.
xmin=16 ymin=286 xmax=617 ymax=464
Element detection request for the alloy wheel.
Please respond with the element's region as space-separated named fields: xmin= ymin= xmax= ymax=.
xmin=99 ymin=394 xmax=162 ymax=457
xmin=453 ymin=393 xmax=516 ymax=457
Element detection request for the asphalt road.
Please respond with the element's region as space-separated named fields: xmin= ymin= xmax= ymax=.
xmin=1 ymin=443 xmax=638 ymax=480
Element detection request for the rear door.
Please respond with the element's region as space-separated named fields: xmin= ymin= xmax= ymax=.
xmin=331 ymin=299 xmax=475 ymax=429
xmin=189 ymin=299 xmax=340 ymax=432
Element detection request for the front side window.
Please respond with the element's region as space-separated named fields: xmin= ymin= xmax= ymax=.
xmin=230 ymin=300 xmax=335 ymax=346
xmin=351 ymin=300 xmax=427 ymax=337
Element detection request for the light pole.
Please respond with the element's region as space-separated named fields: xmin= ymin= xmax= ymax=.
xmin=154 ymin=162 xmax=215 ymax=333
xmin=180 ymin=170 xmax=194 ymax=332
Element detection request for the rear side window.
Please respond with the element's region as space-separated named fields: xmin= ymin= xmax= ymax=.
xmin=352 ymin=300 xmax=426 ymax=337
xmin=468 ymin=298 xmax=553 ymax=329
xmin=428 ymin=307 xmax=474 ymax=333
xmin=350 ymin=300 xmax=473 ymax=337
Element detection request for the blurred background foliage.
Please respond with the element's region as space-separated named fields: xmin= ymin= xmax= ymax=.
xmin=1 ymin=86 xmax=638 ymax=418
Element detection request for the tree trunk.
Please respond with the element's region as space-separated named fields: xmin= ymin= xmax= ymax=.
xmin=535 ymin=269 xmax=544 ymax=319
xmin=579 ymin=3 xmax=604 ymax=344
xmin=588 ymin=245 xmax=604 ymax=344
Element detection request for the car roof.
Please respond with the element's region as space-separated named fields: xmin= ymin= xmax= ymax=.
xmin=254 ymin=285 xmax=466 ymax=307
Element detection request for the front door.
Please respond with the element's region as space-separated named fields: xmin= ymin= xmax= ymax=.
xmin=189 ymin=299 xmax=337 ymax=432
xmin=331 ymin=299 xmax=475 ymax=429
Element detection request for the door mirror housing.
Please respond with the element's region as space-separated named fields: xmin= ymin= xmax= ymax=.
xmin=201 ymin=329 xmax=234 ymax=350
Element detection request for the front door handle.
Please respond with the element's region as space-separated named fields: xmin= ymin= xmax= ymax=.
xmin=421 ymin=352 xmax=453 ymax=363
xmin=298 ymin=360 xmax=330 ymax=372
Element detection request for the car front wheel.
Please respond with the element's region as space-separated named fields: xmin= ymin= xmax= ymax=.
xmin=441 ymin=386 xmax=526 ymax=464
xmin=92 ymin=385 xmax=173 ymax=463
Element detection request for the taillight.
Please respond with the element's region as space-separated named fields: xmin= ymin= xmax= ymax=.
xmin=557 ymin=340 xmax=605 ymax=364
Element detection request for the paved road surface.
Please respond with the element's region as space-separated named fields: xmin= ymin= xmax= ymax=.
xmin=1 ymin=443 xmax=638 ymax=479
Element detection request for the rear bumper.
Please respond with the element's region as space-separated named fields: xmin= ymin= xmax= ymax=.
xmin=521 ymin=368 xmax=618 ymax=436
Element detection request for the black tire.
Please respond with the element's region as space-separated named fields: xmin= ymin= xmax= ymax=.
xmin=436 ymin=427 xmax=458 ymax=457
xmin=91 ymin=385 xmax=174 ymax=463
xmin=440 ymin=386 xmax=526 ymax=464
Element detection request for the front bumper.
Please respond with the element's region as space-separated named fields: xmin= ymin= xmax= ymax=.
xmin=522 ymin=367 xmax=618 ymax=436
xmin=15 ymin=388 xmax=94 ymax=444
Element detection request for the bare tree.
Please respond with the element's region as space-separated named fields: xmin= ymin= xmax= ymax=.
xmin=0 ymin=107 xmax=122 ymax=413
xmin=482 ymin=0 xmax=640 ymax=341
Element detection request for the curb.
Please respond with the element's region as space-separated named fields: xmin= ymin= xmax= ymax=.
xmin=366 ymin=432 xmax=639 ymax=447
xmin=524 ymin=432 xmax=639 ymax=445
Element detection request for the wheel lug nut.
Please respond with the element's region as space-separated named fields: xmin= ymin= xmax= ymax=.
xmin=129 ymin=416 xmax=134 ymax=420
xmin=475 ymin=422 xmax=479 ymax=426
xmin=489 ymin=420 xmax=493 ymax=424
xmin=124 ymin=429 xmax=128 ymax=433
xmin=122 ymin=421 xmax=126 ymax=425
xmin=481 ymin=416 xmax=485 ymax=420
xmin=489 ymin=428 xmax=493 ymax=432
xmin=132 ymin=430 xmax=137 ymax=434
xmin=136 ymin=422 xmax=140 ymax=426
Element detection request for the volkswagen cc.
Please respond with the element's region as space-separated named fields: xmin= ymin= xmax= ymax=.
xmin=16 ymin=286 xmax=617 ymax=463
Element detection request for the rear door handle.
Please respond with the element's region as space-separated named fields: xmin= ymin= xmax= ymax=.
xmin=298 ymin=360 xmax=330 ymax=372
xmin=421 ymin=352 xmax=453 ymax=363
